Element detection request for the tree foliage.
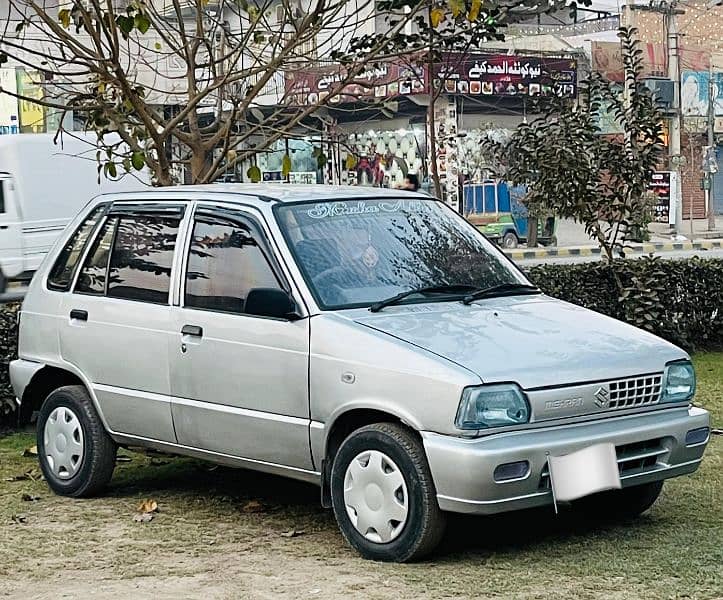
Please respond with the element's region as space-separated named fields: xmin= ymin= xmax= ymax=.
xmin=2 ymin=0 xmax=586 ymax=187
xmin=484 ymin=27 xmax=664 ymax=262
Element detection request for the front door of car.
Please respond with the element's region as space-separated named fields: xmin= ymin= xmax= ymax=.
xmin=168 ymin=206 xmax=313 ymax=471
xmin=59 ymin=203 xmax=185 ymax=443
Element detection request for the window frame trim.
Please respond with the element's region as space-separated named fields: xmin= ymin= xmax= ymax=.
xmin=69 ymin=201 xmax=188 ymax=306
xmin=179 ymin=204 xmax=294 ymax=317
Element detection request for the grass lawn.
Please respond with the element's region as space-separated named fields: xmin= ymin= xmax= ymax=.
xmin=0 ymin=354 xmax=721 ymax=599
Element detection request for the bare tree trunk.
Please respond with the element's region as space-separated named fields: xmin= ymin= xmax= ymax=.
xmin=527 ymin=216 xmax=538 ymax=247
xmin=427 ymin=96 xmax=443 ymax=199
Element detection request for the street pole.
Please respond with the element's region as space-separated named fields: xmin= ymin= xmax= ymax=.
xmin=708 ymin=61 xmax=717 ymax=230
xmin=667 ymin=4 xmax=684 ymax=235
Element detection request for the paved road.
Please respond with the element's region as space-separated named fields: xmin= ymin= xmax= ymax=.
xmin=514 ymin=246 xmax=723 ymax=265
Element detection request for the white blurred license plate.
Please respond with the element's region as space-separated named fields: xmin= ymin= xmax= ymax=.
xmin=548 ymin=442 xmax=621 ymax=503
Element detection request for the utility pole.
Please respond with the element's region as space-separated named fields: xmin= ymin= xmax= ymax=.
xmin=707 ymin=61 xmax=716 ymax=230
xmin=628 ymin=1 xmax=686 ymax=234
xmin=666 ymin=5 xmax=685 ymax=234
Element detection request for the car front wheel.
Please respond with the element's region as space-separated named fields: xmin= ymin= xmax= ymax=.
xmin=37 ymin=385 xmax=117 ymax=497
xmin=330 ymin=423 xmax=446 ymax=562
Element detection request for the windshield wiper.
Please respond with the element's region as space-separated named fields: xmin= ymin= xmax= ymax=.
xmin=369 ymin=284 xmax=480 ymax=313
xmin=462 ymin=283 xmax=541 ymax=305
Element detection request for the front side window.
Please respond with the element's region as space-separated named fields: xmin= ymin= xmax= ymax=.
xmin=184 ymin=215 xmax=281 ymax=314
xmin=275 ymin=198 xmax=528 ymax=309
xmin=47 ymin=204 xmax=106 ymax=291
xmin=106 ymin=214 xmax=180 ymax=304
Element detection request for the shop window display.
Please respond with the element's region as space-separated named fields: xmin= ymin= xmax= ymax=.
xmin=341 ymin=129 xmax=425 ymax=188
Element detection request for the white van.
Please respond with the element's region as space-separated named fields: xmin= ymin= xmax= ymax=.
xmin=0 ymin=133 xmax=150 ymax=291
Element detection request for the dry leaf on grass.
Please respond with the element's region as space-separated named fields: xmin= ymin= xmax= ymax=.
xmin=280 ymin=529 xmax=305 ymax=538
xmin=11 ymin=513 xmax=28 ymax=524
xmin=241 ymin=500 xmax=266 ymax=513
xmin=133 ymin=512 xmax=154 ymax=523
xmin=137 ymin=499 xmax=159 ymax=513
xmin=21 ymin=494 xmax=41 ymax=502
xmin=4 ymin=468 xmax=43 ymax=482
xmin=22 ymin=446 xmax=38 ymax=457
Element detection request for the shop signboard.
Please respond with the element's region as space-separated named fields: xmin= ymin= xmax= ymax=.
xmin=0 ymin=68 xmax=20 ymax=135
xmin=649 ymin=171 xmax=678 ymax=225
xmin=434 ymin=54 xmax=577 ymax=98
xmin=592 ymin=41 xmax=707 ymax=82
xmin=285 ymin=62 xmax=426 ymax=106
xmin=681 ymin=70 xmax=723 ymax=118
xmin=16 ymin=69 xmax=45 ymax=133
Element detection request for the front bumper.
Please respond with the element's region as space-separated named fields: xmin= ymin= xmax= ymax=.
xmin=423 ymin=406 xmax=710 ymax=515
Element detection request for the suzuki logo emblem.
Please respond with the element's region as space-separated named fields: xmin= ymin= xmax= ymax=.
xmin=594 ymin=386 xmax=610 ymax=408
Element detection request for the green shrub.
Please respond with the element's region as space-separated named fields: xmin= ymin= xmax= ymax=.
xmin=0 ymin=303 xmax=19 ymax=429
xmin=526 ymin=256 xmax=723 ymax=351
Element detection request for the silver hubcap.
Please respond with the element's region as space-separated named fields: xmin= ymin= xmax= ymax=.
xmin=343 ymin=450 xmax=408 ymax=544
xmin=43 ymin=407 xmax=84 ymax=479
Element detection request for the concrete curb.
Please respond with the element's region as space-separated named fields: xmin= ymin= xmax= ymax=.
xmin=504 ymin=240 xmax=723 ymax=261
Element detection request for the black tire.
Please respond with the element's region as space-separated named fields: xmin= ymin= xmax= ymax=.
xmin=576 ymin=481 xmax=664 ymax=521
xmin=502 ymin=232 xmax=519 ymax=249
xmin=37 ymin=385 xmax=117 ymax=497
xmin=330 ymin=423 xmax=446 ymax=562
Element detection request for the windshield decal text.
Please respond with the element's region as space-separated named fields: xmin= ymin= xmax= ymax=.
xmin=306 ymin=200 xmax=425 ymax=219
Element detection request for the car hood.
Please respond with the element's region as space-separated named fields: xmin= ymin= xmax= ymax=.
xmin=349 ymin=295 xmax=686 ymax=389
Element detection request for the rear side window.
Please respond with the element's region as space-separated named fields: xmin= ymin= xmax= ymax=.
xmin=0 ymin=180 xmax=5 ymax=213
xmin=75 ymin=217 xmax=118 ymax=295
xmin=184 ymin=216 xmax=281 ymax=314
xmin=47 ymin=205 xmax=106 ymax=291
xmin=106 ymin=215 xmax=180 ymax=304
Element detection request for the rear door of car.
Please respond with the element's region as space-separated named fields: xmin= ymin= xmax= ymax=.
xmin=58 ymin=201 xmax=188 ymax=442
xmin=168 ymin=203 xmax=313 ymax=471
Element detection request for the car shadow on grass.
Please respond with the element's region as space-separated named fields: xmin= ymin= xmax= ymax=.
xmin=109 ymin=454 xmax=322 ymax=510
xmin=439 ymin=506 xmax=650 ymax=559
xmin=107 ymin=452 xmax=645 ymax=558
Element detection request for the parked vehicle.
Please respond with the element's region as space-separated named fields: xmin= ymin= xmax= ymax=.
xmin=0 ymin=133 xmax=150 ymax=292
xmin=464 ymin=181 xmax=557 ymax=248
xmin=10 ymin=185 xmax=710 ymax=562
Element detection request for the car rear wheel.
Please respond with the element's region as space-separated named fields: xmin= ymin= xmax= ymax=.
xmin=330 ymin=423 xmax=446 ymax=562
xmin=576 ymin=481 xmax=664 ymax=520
xmin=37 ymin=385 xmax=117 ymax=497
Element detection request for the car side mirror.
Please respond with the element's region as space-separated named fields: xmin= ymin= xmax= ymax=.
xmin=245 ymin=288 xmax=302 ymax=321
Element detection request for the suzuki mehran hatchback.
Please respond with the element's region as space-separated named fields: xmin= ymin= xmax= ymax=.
xmin=10 ymin=185 xmax=710 ymax=562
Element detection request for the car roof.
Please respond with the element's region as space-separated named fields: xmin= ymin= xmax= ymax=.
xmin=101 ymin=184 xmax=428 ymax=204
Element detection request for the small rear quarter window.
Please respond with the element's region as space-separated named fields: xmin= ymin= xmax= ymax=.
xmin=47 ymin=204 xmax=106 ymax=291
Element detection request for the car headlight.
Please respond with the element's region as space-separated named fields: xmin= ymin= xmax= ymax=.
xmin=661 ymin=360 xmax=696 ymax=403
xmin=455 ymin=384 xmax=530 ymax=430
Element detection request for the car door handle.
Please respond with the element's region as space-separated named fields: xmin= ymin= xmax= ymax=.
xmin=70 ymin=309 xmax=88 ymax=321
xmin=181 ymin=324 xmax=203 ymax=337
xmin=0 ymin=225 xmax=8 ymax=230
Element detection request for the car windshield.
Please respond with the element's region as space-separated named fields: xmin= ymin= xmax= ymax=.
xmin=274 ymin=197 xmax=529 ymax=310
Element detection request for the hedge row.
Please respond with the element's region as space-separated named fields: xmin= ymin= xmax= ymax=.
xmin=525 ymin=256 xmax=723 ymax=352
xmin=0 ymin=303 xmax=18 ymax=429
xmin=1 ymin=256 xmax=721 ymax=428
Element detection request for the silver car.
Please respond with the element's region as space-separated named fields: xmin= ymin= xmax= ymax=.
xmin=10 ymin=185 xmax=710 ymax=562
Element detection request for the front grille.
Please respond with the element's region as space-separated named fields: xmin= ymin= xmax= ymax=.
xmin=538 ymin=437 xmax=667 ymax=491
xmin=607 ymin=374 xmax=662 ymax=410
